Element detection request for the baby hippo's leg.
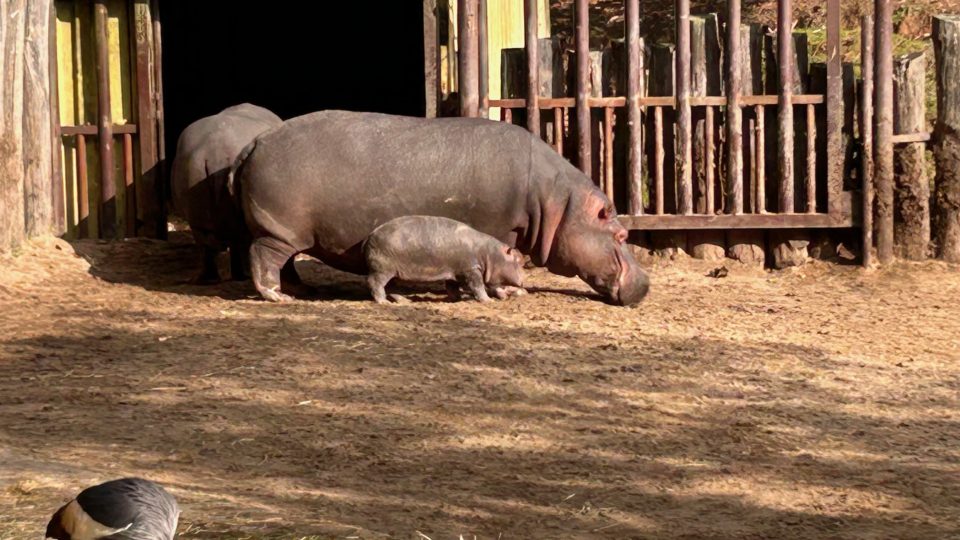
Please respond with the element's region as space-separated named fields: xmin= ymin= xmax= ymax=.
xmin=492 ymin=286 xmax=528 ymax=299
xmin=250 ymin=237 xmax=297 ymax=302
xmin=367 ymin=272 xmax=393 ymax=304
xmin=445 ymin=280 xmax=463 ymax=301
xmin=463 ymin=269 xmax=491 ymax=303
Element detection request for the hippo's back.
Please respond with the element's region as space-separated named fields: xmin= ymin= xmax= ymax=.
xmin=238 ymin=111 xmax=536 ymax=267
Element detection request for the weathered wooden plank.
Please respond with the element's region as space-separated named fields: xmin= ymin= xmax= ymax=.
xmin=122 ymin=132 xmax=135 ymax=237
xmin=933 ymin=15 xmax=960 ymax=263
xmin=478 ymin=0 xmax=489 ymax=117
xmin=93 ymin=0 xmax=117 ymax=239
xmin=575 ymin=0 xmax=590 ymax=176
xmin=861 ymin=15 xmax=875 ymax=267
xmin=892 ymin=132 xmax=931 ymax=144
xmin=893 ymin=52 xmax=930 ymax=260
xmin=151 ymin=0 xmax=167 ymax=239
xmin=524 ymin=0 xmax=539 ymax=136
xmin=875 ymin=0 xmax=895 ymax=263
xmin=131 ymin=0 xmax=157 ymax=237
xmin=675 ymin=0 xmax=693 ymax=215
xmin=826 ymin=0 xmax=843 ymax=219
xmin=458 ymin=0 xmax=480 ymax=117
xmin=626 ymin=0 xmax=643 ymax=216
xmin=424 ymin=0 xmax=439 ymax=118
xmin=76 ymin=134 xmax=90 ymax=236
xmin=48 ymin=0 xmax=64 ymax=235
xmin=0 ymin=0 xmax=26 ymax=252
xmin=620 ymin=213 xmax=852 ymax=230
xmin=23 ymin=0 xmax=53 ymax=237
xmin=488 ymin=94 xmax=824 ymax=109
xmin=62 ymin=124 xmax=138 ymax=135
xmin=727 ymin=0 xmax=743 ymax=215
xmin=603 ymin=106 xmax=614 ymax=202
xmin=805 ymin=103 xmax=816 ymax=213
xmin=777 ymin=0 xmax=795 ymax=214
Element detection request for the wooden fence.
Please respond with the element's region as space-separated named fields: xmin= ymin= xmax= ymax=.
xmin=447 ymin=0 xmax=942 ymax=267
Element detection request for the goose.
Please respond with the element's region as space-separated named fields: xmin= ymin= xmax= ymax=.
xmin=45 ymin=478 xmax=179 ymax=540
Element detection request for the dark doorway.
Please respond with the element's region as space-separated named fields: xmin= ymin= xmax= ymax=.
xmin=161 ymin=2 xmax=426 ymax=156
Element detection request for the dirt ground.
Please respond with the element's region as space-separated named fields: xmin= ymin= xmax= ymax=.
xmin=0 ymin=233 xmax=958 ymax=539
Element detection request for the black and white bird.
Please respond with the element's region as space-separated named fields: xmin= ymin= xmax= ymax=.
xmin=45 ymin=478 xmax=180 ymax=540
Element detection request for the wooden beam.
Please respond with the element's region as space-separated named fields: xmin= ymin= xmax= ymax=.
xmin=893 ymin=52 xmax=930 ymax=260
xmin=524 ymin=0 xmax=539 ymax=136
xmin=826 ymin=0 xmax=843 ymax=217
xmin=675 ymin=0 xmax=693 ymax=215
xmin=478 ymin=0 xmax=489 ymax=117
xmin=423 ymin=0 xmax=439 ymax=118
xmin=151 ymin=0 xmax=167 ymax=239
xmin=626 ymin=0 xmax=643 ymax=215
xmin=933 ymin=15 xmax=960 ymax=263
xmin=875 ymin=0 xmax=895 ymax=263
xmin=23 ymin=0 xmax=54 ymax=237
xmin=726 ymin=0 xmax=743 ymax=215
xmin=861 ymin=15 xmax=875 ymax=267
xmin=48 ymin=0 xmax=64 ymax=235
xmin=620 ymin=213 xmax=852 ymax=230
xmin=778 ymin=0 xmax=795 ymax=214
xmin=575 ymin=0 xmax=591 ymax=176
xmin=458 ymin=0 xmax=479 ymax=117
xmin=93 ymin=0 xmax=116 ymax=239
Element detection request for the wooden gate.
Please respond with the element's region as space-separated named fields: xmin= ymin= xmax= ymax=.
xmin=52 ymin=0 xmax=165 ymax=240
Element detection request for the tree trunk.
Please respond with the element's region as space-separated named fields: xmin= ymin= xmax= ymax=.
xmin=893 ymin=52 xmax=930 ymax=260
xmin=933 ymin=15 xmax=960 ymax=263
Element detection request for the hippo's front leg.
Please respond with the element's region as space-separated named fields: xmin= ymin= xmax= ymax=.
xmin=463 ymin=269 xmax=491 ymax=303
xmin=492 ymin=286 xmax=527 ymax=300
xmin=367 ymin=272 xmax=393 ymax=304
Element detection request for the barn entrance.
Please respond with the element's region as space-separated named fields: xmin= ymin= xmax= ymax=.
xmin=161 ymin=2 xmax=427 ymax=162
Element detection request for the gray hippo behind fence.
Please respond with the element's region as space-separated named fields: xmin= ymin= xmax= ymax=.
xmin=231 ymin=110 xmax=650 ymax=306
xmin=171 ymin=103 xmax=281 ymax=283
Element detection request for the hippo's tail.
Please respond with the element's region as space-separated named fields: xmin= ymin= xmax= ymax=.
xmin=226 ymin=137 xmax=259 ymax=207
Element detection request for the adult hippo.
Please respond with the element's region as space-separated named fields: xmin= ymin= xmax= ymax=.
xmin=232 ymin=111 xmax=650 ymax=306
xmin=171 ymin=103 xmax=281 ymax=283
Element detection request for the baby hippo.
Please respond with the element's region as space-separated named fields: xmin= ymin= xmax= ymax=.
xmin=363 ymin=216 xmax=525 ymax=303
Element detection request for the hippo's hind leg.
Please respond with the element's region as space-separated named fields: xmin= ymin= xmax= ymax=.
xmin=250 ymin=236 xmax=297 ymax=302
xmin=229 ymin=240 xmax=250 ymax=281
xmin=280 ymin=259 xmax=317 ymax=297
xmin=367 ymin=271 xmax=394 ymax=304
xmin=462 ymin=268 xmax=491 ymax=303
xmin=192 ymin=247 xmax=221 ymax=285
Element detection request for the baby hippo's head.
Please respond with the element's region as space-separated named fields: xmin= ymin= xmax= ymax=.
xmin=489 ymin=246 xmax=525 ymax=288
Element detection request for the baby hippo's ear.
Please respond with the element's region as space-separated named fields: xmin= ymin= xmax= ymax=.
xmin=506 ymin=247 xmax=523 ymax=262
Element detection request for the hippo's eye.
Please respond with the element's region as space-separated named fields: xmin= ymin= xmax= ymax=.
xmin=598 ymin=208 xmax=609 ymax=221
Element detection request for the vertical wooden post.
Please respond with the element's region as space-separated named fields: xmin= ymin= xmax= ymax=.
xmin=524 ymin=0 xmax=540 ymax=136
xmin=604 ymin=106 xmax=615 ymax=202
xmin=48 ymin=0 xmax=64 ymax=235
xmin=93 ymin=0 xmax=116 ymax=239
xmin=933 ymin=15 xmax=960 ymax=263
xmin=861 ymin=15 xmax=875 ymax=267
xmin=777 ymin=0 xmax=795 ymax=214
xmin=874 ymin=0 xmax=894 ymax=263
xmin=654 ymin=106 xmax=665 ymax=215
xmin=626 ymin=0 xmax=643 ymax=215
xmin=122 ymin=132 xmax=135 ymax=238
xmin=575 ymin=0 xmax=591 ymax=177
xmin=0 ymin=0 xmax=26 ymax=252
xmin=805 ymin=104 xmax=816 ymax=212
xmin=478 ymin=0 xmax=489 ymax=118
xmin=132 ymin=0 xmax=158 ymax=238
xmin=649 ymin=44 xmax=675 ymax=215
xmin=893 ymin=52 xmax=930 ymax=260
xmin=152 ymin=0 xmax=167 ymax=239
xmin=554 ymin=107 xmax=564 ymax=154
xmin=458 ymin=0 xmax=479 ymax=117
xmin=675 ymin=0 xmax=693 ymax=215
xmin=76 ymin=134 xmax=89 ymax=236
xmin=826 ymin=0 xmax=843 ymax=218
xmin=23 ymin=0 xmax=54 ymax=237
xmin=755 ymin=104 xmax=765 ymax=213
xmin=727 ymin=0 xmax=743 ymax=215
xmin=424 ymin=0 xmax=439 ymax=118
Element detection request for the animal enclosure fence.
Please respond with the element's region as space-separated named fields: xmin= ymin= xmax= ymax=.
xmin=444 ymin=0 xmax=932 ymax=266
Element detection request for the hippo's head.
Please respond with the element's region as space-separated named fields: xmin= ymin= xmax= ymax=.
xmin=488 ymin=246 xmax=525 ymax=289
xmin=531 ymin=164 xmax=649 ymax=306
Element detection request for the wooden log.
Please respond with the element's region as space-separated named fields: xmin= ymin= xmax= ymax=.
xmin=933 ymin=15 xmax=960 ymax=263
xmin=648 ymin=44 xmax=675 ymax=214
xmin=539 ymin=37 xmax=562 ymax=145
xmin=478 ymin=0 xmax=489 ymax=117
xmin=603 ymin=106 xmax=614 ymax=202
xmin=575 ymin=0 xmax=590 ymax=177
xmin=875 ymin=0 xmax=895 ymax=264
xmin=626 ymin=0 xmax=643 ymax=215
xmin=727 ymin=2 xmax=744 ymax=215
xmin=93 ymin=0 xmax=117 ymax=239
xmin=826 ymin=0 xmax=844 ymax=218
xmin=48 ymin=0 xmax=63 ymax=235
xmin=22 ymin=0 xmax=53 ymax=237
xmin=805 ymin=103 xmax=816 ymax=213
xmin=458 ymin=0 xmax=480 ymax=117
xmin=675 ymin=0 xmax=693 ymax=215
xmin=893 ymin=52 xmax=930 ymax=260
xmin=524 ymin=0 xmax=539 ymax=136
xmin=588 ymin=50 xmax=603 ymax=185
xmin=76 ymin=134 xmax=89 ymax=236
xmin=689 ymin=14 xmax=724 ymax=261
xmin=777 ymin=0 xmax=795 ymax=214
xmin=123 ymin=132 xmax=135 ymax=238
xmin=132 ymin=0 xmax=157 ymax=237
xmin=727 ymin=25 xmax=766 ymax=266
xmin=654 ymin=106 xmax=665 ymax=215
xmin=861 ymin=16 xmax=875 ymax=267
xmin=0 ymin=0 xmax=26 ymax=252
xmin=424 ymin=0 xmax=439 ymax=118
xmin=553 ymin=107 xmax=563 ymax=154
xmin=152 ymin=0 xmax=168 ymax=239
